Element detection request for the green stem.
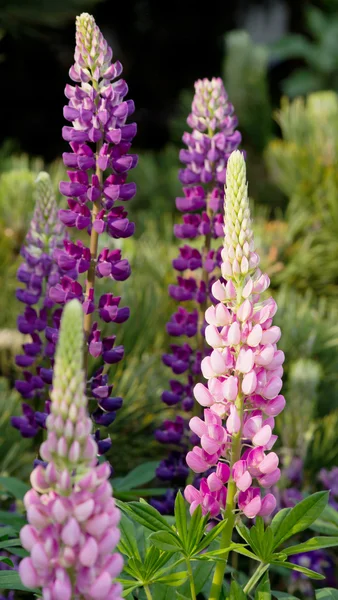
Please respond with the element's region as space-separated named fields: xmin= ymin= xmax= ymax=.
xmin=209 ymin=394 xmax=244 ymax=600
xmin=243 ymin=562 xmax=270 ymax=595
xmin=144 ymin=585 xmax=153 ymax=600
xmin=83 ymin=138 xmax=103 ymax=374
xmin=186 ymin=558 xmax=197 ymax=600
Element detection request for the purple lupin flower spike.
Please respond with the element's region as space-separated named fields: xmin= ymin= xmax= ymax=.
xmin=13 ymin=172 xmax=67 ymax=438
xmin=155 ymin=79 xmax=241 ymax=511
xmin=50 ymin=13 xmax=137 ymax=441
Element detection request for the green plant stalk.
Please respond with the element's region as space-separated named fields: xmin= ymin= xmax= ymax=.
xmin=243 ymin=562 xmax=270 ymax=595
xmin=185 ymin=558 xmax=197 ymax=600
xmin=209 ymin=392 xmax=244 ymax=600
xmin=83 ymin=137 xmax=103 ymax=374
xmin=144 ymin=584 xmax=153 ymax=600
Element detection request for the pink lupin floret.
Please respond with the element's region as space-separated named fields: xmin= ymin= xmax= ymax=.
xmin=19 ymin=300 xmax=123 ymax=599
xmin=184 ymin=150 xmax=285 ymax=519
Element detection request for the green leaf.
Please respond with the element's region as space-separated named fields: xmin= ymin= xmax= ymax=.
xmin=316 ymin=589 xmax=338 ymax=600
xmin=191 ymin=561 xmax=215 ymax=594
xmin=156 ymin=571 xmax=188 ymax=586
xmin=271 ymin=593 xmax=300 ymax=599
xmin=283 ymin=536 xmax=338 ymax=556
xmin=195 ymin=517 xmax=228 ymax=553
xmin=0 ymin=526 xmax=16 ymax=539
xmin=6 ymin=547 xmax=28 ymax=558
xmin=310 ymin=504 xmax=338 ymax=536
xmin=271 ymin=509 xmax=291 ymax=536
xmin=187 ymin=504 xmax=208 ymax=553
xmin=201 ymin=544 xmax=259 ymax=562
xmin=0 ymin=570 xmax=39 ymax=592
xmin=0 ymin=510 xmax=25 ymax=530
xmin=174 ymin=491 xmax=187 ymax=545
xmin=0 ymin=476 xmax=30 ymax=500
xmin=114 ymin=461 xmax=159 ymax=492
xmin=0 ymin=538 xmax=21 ymax=550
xmin=255 ymin=572 xmax=271 ymax=600
xmin=118 ymin=514 xmax=141 ymax=559
xmin=122 ymin=501 xmax=173 ymax=533
xmin=236 ymin=521 xmax=253 ymax=545
xmin=228 ymin=580 xmax=247 ymax=599
xmin=0 ymin=556 xmax=14 ymax=567
xmin=272 ymin=492 xmax=329 ymax=549
xmin=148 ymin=530 xmax=183 ymax=553
xmin=271 ymin=561 xmax=325 ymax=580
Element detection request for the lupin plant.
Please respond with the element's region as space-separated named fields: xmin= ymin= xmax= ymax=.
xmin=18 ymin=300 xmax=123 ymax=599
xmin=155 ymin=79 xmax=241 ymax=511
xmin=52 ymin=12 xmax=137 ymax=433
xmin=13 ymin=172 xmax=67 ymax=437
xmin=13 ymin=13 xmax=137 ymax=456
xmin=184 ymin=149 xmax=284 ymax=597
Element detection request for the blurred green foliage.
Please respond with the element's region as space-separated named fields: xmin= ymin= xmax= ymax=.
xmin=270 ymin=5 xmax=338 ymax=97
xmin=0 ymin=378 xmax=35 ymax=480
xmin=0 ymin=0 xmax=102 ymax=36
xmin=266 ymin=91 xmax=338 ymax=300
xmin=223 ymin=30 xmax=272 ymax=151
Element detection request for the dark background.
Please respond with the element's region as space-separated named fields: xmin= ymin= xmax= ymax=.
xmin=0 ymin=0 xmax=312 ymax=160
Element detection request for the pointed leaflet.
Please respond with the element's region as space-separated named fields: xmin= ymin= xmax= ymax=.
xmin=174 ymin=491 xmax=188 ymax=545
xmin=255 ymin=572 xmax=271 ymax=600
xmin=118 ymin=513 xmax=141 ymax=559
xmin=120 ymin=500 xmax=173 ymax=533
xmin=310 ymin=504 xmax=338 ymax=536
xmin=283 ymin=535 xmax=338 ymax=556
xmin=271 ymin=560 xmax=325 ymax=580
xmin=148 ymin=530 xmax=183 ymax=552
xmin=114 ymin=461 xmax=159 ymax=491
xmin=228 ymin=580 xmax=247 ymax=600
xmin=272 ymin=492 xmax=329 ymax=549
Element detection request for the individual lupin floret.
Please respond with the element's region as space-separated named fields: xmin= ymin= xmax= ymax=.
xmin=19 ymin=300 xmax=123 ymax=600
xmin=185 ymin=150 xmax=285 ymax=524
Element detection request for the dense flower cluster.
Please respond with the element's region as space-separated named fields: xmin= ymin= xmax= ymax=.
xmin=19 ymin=300 xmax=123 ymax=600
xmin=51 ymin=12 xmax=137 ymax=433
xmin=14 ymin=13 xmax=137 ymax=454
xmin=156 ymin=79 xmax=241 ymax=509
xmin=13 ymin=172 xmax=67 ymax=437
xmin=184 ymin=150 xmax=285 ymax=519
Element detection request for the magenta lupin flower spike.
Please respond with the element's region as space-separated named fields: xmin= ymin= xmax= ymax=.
xmin=183 ymin=150 xmax=285 ymax=600
xmin=18 ymin=300 xmax=123 ymax=600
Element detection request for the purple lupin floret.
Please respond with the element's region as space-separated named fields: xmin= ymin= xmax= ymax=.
xmin=50 ymin=13 xmax=137 ymax=435
xmin=13 ymin=172 xmax=68 ymax=438
xmin=155 ymin=78 xmax=241 ymax=511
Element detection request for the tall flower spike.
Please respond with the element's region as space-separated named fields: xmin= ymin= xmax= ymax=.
xmin=184 ymin=151 xmax=285 ymax=600
xmin=49 ymin=12 xmax=137 ymax=453
xmin=154 ymin=79 xmax=241 ymax=514
xmin=13 ymin=172 xmax=68 ymax=438
xmin=19 ymin=300 xmax=123 ymax=600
